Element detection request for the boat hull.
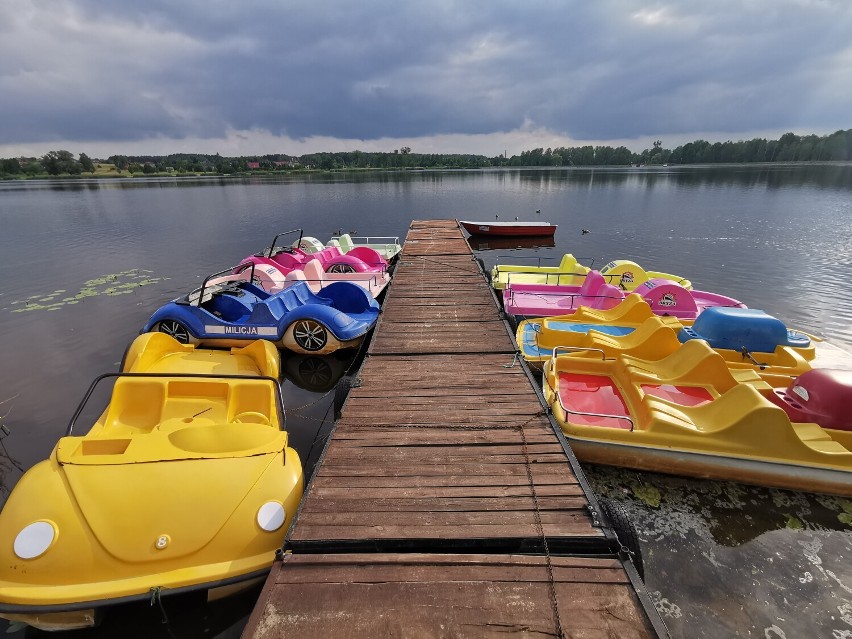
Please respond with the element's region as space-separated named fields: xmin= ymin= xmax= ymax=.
xmin=567 ymin=435 xmax=852 ymax=496
xmin=460 ymin=220 xmax=557 ymax=237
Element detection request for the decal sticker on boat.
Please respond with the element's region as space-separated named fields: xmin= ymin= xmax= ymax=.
xmin=204 ymin=326 xmax=279 ymax=336
xmin=792 ymin=385 xmax=809 ymax=402
xmin=602 ymin=261 xmax=617 ymax=271
xmin=478 ymin=225 xmax=490 ymax=232
xmin=659 ymin=292 xmax=677 ymax=307
xmin=620 ymin=271 xmax=634 ymax=285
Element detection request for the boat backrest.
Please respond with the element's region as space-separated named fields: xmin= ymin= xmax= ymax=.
xmin=284 ymin=269 xmax=307 ymax=282
xmin=232 ymin=340 xmax=280 ymax=378
xmin=591 ymin=317 xmax=678 ymax=351
xmin=579 ymin=270 xmax=606 ymax=295
xmin=276 ymin=288 xmax=302 ymax=312
xmin=558 ymin=254 xmax=578 ymax=271
xmin=297 ymin=237 xmax=325 ymax=254
xmin=227 ymin=382 xmax=275 ymax=424
xmin=587 ymin=284 xmax=625 ymax=309
xmin=601 ymin=260 xmax=650 ymax=290
xmin=644 ymin=383 xmax=788 ymax=436
xmin=620 ymin=339 xmax=739 ymax=391
xmin=302 ymin=259 xmax=326 ymax=283
xmin=640 ymin=279 xmax=698 ymax=315
xmin=347 ymin=246 xmax=386 ymax=268
xmin=336 ymin=234 xmax=355 ymax=253
xmin=248 ymin=296 xmax=284 ymax=324
xmin=104 ymin=378 xmax=165 ymax=433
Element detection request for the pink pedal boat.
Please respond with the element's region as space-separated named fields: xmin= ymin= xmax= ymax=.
xmin=232 ymin=259 xmax=389 ymax=299
xmin=503 ymin=270 xmax=745 ymax=322
xmin=278 ymin=259 xmax=389 ymax=298
xmin=504 ymin=270 xmax=623 ymax=320
xmin=241 ymin=229 xmax=388 ymax=276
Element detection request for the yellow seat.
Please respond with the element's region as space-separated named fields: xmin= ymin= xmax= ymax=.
xmin=618 ymin=339 xmax=740 ymax=390
xmin=587 ymin=317 xmax=682 ymax=360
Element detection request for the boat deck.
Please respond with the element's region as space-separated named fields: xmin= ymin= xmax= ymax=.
xmin=242 ymin=220 xmax=665 ymax=638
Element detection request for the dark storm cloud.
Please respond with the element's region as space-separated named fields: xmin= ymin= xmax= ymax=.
xmin=1 ymin=0 xmax=850 ymax=147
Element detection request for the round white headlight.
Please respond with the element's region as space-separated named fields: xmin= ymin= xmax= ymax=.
xmin=14 ymin=521 xmax=56 ymax=559
xmin=256 ymin=502 xmax=286 ymax=532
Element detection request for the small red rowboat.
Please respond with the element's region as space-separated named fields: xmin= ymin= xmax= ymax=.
xmin=459 ymin=220 xmax=557 ymax=237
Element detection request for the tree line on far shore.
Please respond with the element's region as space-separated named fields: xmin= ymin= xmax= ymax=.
xmin=2 ymin=129 xmax=851 ymax=178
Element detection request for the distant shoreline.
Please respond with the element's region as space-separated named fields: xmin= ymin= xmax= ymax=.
xmin=4 ymin=129 xmax=851 ymax=178
xmin=3 ymin=160 xmax=852 ymax=182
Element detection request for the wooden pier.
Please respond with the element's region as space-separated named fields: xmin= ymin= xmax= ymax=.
xmin=243 ymin=220 xmax=666 ymax=638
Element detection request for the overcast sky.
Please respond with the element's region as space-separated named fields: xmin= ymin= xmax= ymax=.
xmin=1 ymin=0 xmax=850 ymax=158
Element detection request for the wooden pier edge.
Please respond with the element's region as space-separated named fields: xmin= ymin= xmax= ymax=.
xmin=242 ymin=220 xmax=669 ymax=638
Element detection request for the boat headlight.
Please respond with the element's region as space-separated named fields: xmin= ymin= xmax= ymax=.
xmin=14 ymin=521 xmax=57 ymax=559
xmin=256 ymin=501 xmax=286 ymax=532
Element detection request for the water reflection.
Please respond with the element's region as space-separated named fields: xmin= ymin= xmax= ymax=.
xmin=509 ymin=163 xmax=852 ymax=191
xmin=282 ymin=352 xmax=356 ymax=393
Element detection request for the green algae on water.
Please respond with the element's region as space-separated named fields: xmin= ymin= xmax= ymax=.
xmin=9 ymin=270 xmax=167 ymax=313
xmin=632 ymin=484 xmax=662 ymax=508
xmin=837 ymin=499 xmax=852 ymax=526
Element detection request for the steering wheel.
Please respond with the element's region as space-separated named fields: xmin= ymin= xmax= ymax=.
xmin=232 ymin=411 xmax=270 ymax=425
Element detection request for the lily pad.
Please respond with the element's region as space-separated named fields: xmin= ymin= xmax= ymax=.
xmin=7 ymin=269 xmax=166 ymax=313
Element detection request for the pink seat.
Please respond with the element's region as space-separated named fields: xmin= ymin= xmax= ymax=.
xmin=579 ymin=270 xmax=606 ymax=296
xmin=589 ymin=284 xmax=625 ymax=309
xmin=284 ymin=269 xmax=307 ymax=282
xmin=302 ymin=259 xmax=326 ymax=282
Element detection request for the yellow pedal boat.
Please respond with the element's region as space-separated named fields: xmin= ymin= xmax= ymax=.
xmin=0 ymin=333 xmax=304 ymax=631
xmin=491 ymin=253 xmax=590 ymax=290
xmin=491 ymin=255 xmax=692 ymax=291
xmin=542 ymin=339 xmax=852 ymax=495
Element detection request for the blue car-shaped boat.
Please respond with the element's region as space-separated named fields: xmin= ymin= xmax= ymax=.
xmin=142 ymin=266 xmax=380 ymax=355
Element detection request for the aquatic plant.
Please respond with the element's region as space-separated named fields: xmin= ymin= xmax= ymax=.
xmin=7 ymin=270 xmax=168 ymax=313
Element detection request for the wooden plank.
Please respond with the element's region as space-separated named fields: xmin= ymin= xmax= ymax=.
xmin=290 ymin=495 xmax=589 ymax=513
xmin=245 ymin=554 xmax=655 ymax=639
xmin=329 ymin=423 xmax=558 ymax=442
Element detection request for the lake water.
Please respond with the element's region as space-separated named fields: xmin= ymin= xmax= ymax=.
xmin=1 ymin=165 xmax=851 ymax=637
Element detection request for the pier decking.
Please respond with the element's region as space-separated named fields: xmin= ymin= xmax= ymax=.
xmin=243 ymin=220 xmax=665 ymax=638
